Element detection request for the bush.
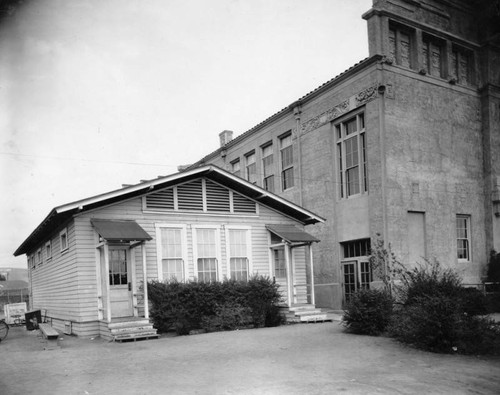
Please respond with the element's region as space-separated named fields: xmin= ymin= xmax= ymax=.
xmin=201 ymin=302 xmax=252 ymax=332
xmin=148 ymin=276 xmax=283 ymax=335
xmin=342 ymin=288 xmax=393 ymax=335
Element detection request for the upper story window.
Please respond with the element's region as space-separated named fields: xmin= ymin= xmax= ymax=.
xmin=262 ymin=143 xmax=274 ymax=193
xmin=245 ymin=152 xmax=257 ymax=184
xmin=422 ymin=34 xmax=444 ymax=78
xmin=37 ymin=249 xmax=42 ymax=265
xmin=60 ymin=228 xmax=68 ymax=252
xmin=45 ymin=241 xmax=52 ymax=260
xmin=456 ymin=215 xmax=471 ymax=262
xmin=280 ymin=133 xmax=294 ymax=191
xmin=389 ymin=23 xmax=415 ymax=69
xmin=231 ymin=159 xmax=241 ymax=178
xmin=336 ymin=113 xmax=368 ymax=198
xmin=451 ymin=46 xmax=473 ymax=86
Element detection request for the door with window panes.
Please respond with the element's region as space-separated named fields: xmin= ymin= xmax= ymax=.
xmin=341 ymin=239 xmax=371 ymax=304
xmin=108 ymin=247 xmax=133 ymax=318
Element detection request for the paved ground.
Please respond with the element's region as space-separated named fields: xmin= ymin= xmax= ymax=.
xmin=1 ymin=321 xmax=500 ymax=395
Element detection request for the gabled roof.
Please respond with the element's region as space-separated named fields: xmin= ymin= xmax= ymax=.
xmin=14 ymin=165 xmax=325 ymax=256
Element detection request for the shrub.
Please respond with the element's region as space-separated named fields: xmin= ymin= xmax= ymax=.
xmin=342 ymin=288 xmax=393 ymax=335
xmin=201 ymin=302 xmax=252 ymax=332
xmin=148 ymin=276 xmax=283 ymax=335
xmin=487 ymin=250 xmax=500 ymax=283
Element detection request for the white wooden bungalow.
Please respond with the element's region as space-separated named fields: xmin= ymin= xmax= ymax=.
xmin=14 ymin=166 xmax=325 ymax=340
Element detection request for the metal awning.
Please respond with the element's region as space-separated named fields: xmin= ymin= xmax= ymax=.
xmin=266 ymin=225 xmax=319 ymax=244
xmin=91 ymin=219 xmax=152 ymax=242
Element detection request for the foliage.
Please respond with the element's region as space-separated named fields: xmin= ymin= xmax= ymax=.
xmin=148 ymin=276 xmax=283 ymax=335
xmin=342 ymin=288 xmax=393 ymax=335
xmin=201 ymin=302 xmax=252 ymax=332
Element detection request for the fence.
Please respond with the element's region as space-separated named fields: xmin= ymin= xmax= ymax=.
xmin=0 ymin=288 xmax=30 ymax=313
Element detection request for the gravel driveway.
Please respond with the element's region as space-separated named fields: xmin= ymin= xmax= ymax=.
xmin=1 ymin=322 xmax=500 ymax=394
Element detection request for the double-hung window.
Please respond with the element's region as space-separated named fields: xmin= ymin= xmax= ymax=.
xmin=158 ymin=226 xmax=186 ymax=281
xmin=422 ymin=34 xmax=444 ymax=78
xmin=194 ymin=227 xmax=219 ymax=283
xmin=451 ymin=46 xmax=473 ymax=86
xmin=262 ymin=144 xmax=274 ymax=192
xmin=45 ymin=241 xmax=52 ymax=261
xmin=456 ymin=215 xmax=471 ymax=261
xmin=60 ymin=228 xmax=68 ymax=252
xmin=245 ymin=152 xmax=257 ymax=184
xmin=389 ymin=23 xmax=415 ymax=69
xmin=231 ymin=159 xmax=241 ymax=178
xmin=227 ymin=228 xmax=251 ymax=281
xmin=336 ymin=113 xmax=367 ymax=198
xmin=280 ymin=133 xmax=294 ymax=190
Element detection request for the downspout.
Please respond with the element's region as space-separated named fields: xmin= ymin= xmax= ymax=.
xmin=293 ymin=103 xmax=304 ymax=206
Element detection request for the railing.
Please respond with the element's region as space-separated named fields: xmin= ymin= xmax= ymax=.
xmin=0 ymin=288 xmax=30 ymax=311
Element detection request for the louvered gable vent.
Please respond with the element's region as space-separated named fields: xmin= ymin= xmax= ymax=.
xmin=146 ymin=188 xmax=174 ymax=210
xmin=233 ymin=192 xmax=256 ymax=213
xmin=206 ymin=179 xmax=230 ymax=212
xmin=177 ymin=179 xmax=203 ymax=211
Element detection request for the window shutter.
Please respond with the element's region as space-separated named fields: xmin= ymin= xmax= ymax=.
xmin=177 ymin=179 xmax=203 ymax=211
xmin=206 ymin=180 xmax=230 ymax=212
xmin=233 ymin=192 xmax=256 ymax=213
xmin=146 ymin=188 xmax=174 ymax=210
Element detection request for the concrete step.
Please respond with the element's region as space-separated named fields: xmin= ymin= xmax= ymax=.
xmin=299 ymin=314 xmax=329 ymax=322
xmin=287 ymin=304 xmax=317 ymax=312
xmin=114 ymin=332 xmax=159 ymax=343
xmin=293 ymin=309 xmax=323 ymax=316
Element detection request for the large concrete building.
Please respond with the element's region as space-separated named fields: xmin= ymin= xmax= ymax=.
xmin=187 ymin=0 xmax=500 ymax=309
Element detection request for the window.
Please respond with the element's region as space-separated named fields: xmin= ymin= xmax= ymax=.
xmin=273 ymin=248 xmax=286 ymax=278
xmin=341 ymin=238 xmax=371 ymax=303
xmin=228 ymin=229 xmax=250 ymax=281
xmin=231 ymin=159 xmax=241 ymax=178
xmin=245 ymin=152 xmax=257 ymax=184
xmin=160 ymin=227 xmax=185 ymax=281
xmin=262 ymin=144 xmax=274 ymax=192
xmin=60 ymin=228 xmax=68 ymax=252
xmin=195 ymin=227 xmax=218 ymax=283
xmin=422 ymin=35 xmax=444 ymax=77
xmin=45 ymin=241 xmax=52 ymax=260
xmin=109 ymin=249 xmax=128 ymax=285
xmin=280 ymin=133 xmax=294 ymax=190
xmin=451 ymin=46 xmax=473 ymax=86
xmin=456 ymin=215 xmax=471 ymax=261
xmin=389 ymin=23 xmax=414 ymax=69
xmin=336 ymin=113 xmax=367 ymax=198
xmin=37 ymin=249 xmax=42 ymax=265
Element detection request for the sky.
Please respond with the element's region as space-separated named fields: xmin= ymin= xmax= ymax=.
xmin=0 ymin=0 xmax=371 ymax=268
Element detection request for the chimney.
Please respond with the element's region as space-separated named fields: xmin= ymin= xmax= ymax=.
xmin=219 ymin=130 xmax=233 ymax=147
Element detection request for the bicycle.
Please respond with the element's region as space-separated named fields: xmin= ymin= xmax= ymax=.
xmin=0 ymin=319 xmax=9 ymax=342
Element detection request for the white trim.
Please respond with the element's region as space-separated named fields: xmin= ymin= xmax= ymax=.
xmin=155 ymin=223 xmax=188 ymax=282
xmin=225 ymin=225 xmax=253 ymax=280
xmin=456 ymin=214 xmax=472 ymax=262
xmin=59 ymin=228 xmax=68 ymax=252
xmin=192 ymin=225 xmax=222 ymax=282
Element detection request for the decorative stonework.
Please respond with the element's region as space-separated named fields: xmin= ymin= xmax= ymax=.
xmin=301 ymin=84 xmax=380 ymax=134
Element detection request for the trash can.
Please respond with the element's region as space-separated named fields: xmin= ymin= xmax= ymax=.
xmin=25 ymin=310 xmax=42 ymax=331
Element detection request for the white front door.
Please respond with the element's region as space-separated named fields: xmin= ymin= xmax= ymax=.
xmin=272 ymin=247 xmax=290 ymax=305
xmin=108 ymin=247 xmax=133 ymax=318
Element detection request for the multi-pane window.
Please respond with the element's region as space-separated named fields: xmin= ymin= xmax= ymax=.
xmin=262 ymin=144 xmax=274 ymax=192
xmin=231 ymin=160 xmax=241 ymax=178
xmin=273 ymin=248 xmax=286 ymax=278
xmin=109 ymin=249 xmax=128 ymax=286
xmin=389 ymin=24 xmax=414 ymax=68
xmin=60 ymin=228 xmax=68 ymax=251
xmin=196 ymin=228 xmax=218 ymax=282
xmin=228 ymin=229 xmax=249 ymax=281
xmin=336 ymin=113 xmax=367 ymax=198
xmin=422 ymin=35 xmax=444 ymax=77
xmin=342 ymin=238 xmax=372 ymax=303
xmin=343 ymin=239 xmax=371 ymax=258
xmin=280 ymin=133 xmax=294 ymax=191
xmin=37 ymin=249 xmax=42 ymax=265
xmin=160 ymin=228 xmax=184 ymax=281
xmin=451 ymin=46 xmax=472 ymax=86
xmin=245 ymin=152 xmax=257 ymax=184
xmin=456 ymin=215 xmax=471 ymax=261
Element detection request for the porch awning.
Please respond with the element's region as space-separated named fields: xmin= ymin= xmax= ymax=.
xmin=266 ymin=225 xmax=319 ymax=244
xmin=91 ymin=219 xmax=152 ymax=242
